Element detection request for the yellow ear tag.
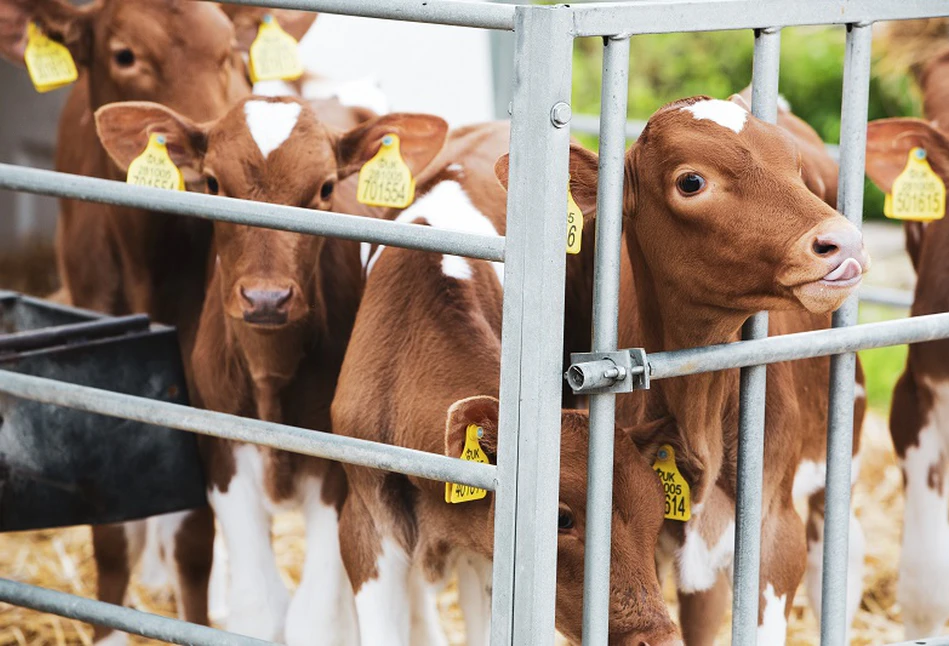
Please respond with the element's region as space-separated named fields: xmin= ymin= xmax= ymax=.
xmin=357 ymin=134 xmax=416 ymax=209
xmin=884 ymin=147 xmax=946 ymax=223
xmin=445 ymin=424 xmax=490 ymax=504
xmin=248 ymin=14 xmax=304 ymax=84
xmin=566 ymin=184 xmax=582 ymax=255
xmin=126 ymin=134 xmax=185 ymax=191
xmin=653 ymin=444 xmax=691 ymax=522
xmin=24 ymin=22 xmax=79 ymax=93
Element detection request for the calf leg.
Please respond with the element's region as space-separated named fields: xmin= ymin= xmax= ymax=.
xmin=208 ymin=446 xmax=289 ymax=641
xmin=757 ymin=506 xmax=807 ymax=646
xmin=677 ymin=574 xmax=730 ymax=646
xmin=166 ymin=507 xmax=214 ymax=627
xmin=409 ymin=565 xmax=449 ymax=646
xmin=285 ymin=475 xmax=358 ymax=646
xmin=456 ymin=554 xmax=491 ymax=646
xmin=90 ymin=521 xmax=146 ymax=645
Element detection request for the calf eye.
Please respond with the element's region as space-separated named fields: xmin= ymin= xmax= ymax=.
xmin=320 ymin=180 xmax=335 ymax=200
xmin=206 ymin=176 xmax=219 ymax=195
xmin=558 ymin=507 xmax=575 ymax=532
xmin=113 ymin=48 xmax=135 ymax=68
xmin=676 ymin=172 xmax=706 ymax=196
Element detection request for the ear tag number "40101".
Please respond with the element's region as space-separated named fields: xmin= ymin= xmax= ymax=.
xmin=653 ymin=444 xmax=691 ymax=522
xmin=884 ymin=147 xmax=946 ymax=223
xmin=249 ymin=14 xmax=304 ymax=83
xmin=126 ymin=134 xmax=185 ymax=191
xmin=566 ymin=184 xmax=582 ymax=255
xmin=25 ymin=22 xmax=78 ymax=93
xmin=445 ymin=424 xmax=489 ymax=504
xmin=357 ymin=134 xmax=416 ymax=209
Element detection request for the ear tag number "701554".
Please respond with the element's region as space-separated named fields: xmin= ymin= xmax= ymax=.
xmin=126 ymin=134 xmax=185 ymax=191
xmin=357 ymin=134 xmax=416 ymax=209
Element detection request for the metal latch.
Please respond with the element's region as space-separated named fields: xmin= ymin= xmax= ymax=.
xmin=565 ymin=348 xmax=649 ymax=395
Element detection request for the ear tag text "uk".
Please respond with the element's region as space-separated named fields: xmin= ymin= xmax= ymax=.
xmin=357 ymin=134 xmax=416 ymax=209
xmin=249 ymin=14 xmax=304 ymax=83
xmin=884 ymin=147 xmax=946 ymax=222
xmin=126 ymin=134 xmax=185 ymax=191
xmin=445 ymin=424 xmax=489 ymax=504
xmin=25 ymin=22 xmax=78 ymax=93
xmin=653 ymin=444 xmax=691 ymax=522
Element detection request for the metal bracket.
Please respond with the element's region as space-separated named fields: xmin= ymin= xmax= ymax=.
xmin=565 ymin=348 xmax=649 ymax=395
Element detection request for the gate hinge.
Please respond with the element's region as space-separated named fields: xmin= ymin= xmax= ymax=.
xmin=565 ymin=348 xmax=649 ymax=395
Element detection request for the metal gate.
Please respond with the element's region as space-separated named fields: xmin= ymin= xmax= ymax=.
xmin=2 ymin=1 xmax=949 ymax=645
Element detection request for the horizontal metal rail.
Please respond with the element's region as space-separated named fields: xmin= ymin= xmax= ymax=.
xmin=0 ymin=370 xmax=497 ymax=491
xmin=0 ymin=314 xmax=150 ymax=354
xmin=890 ymin=639 xmax=949 ymax=646
xmin=0 ymin=578 xmax=268 ymax=646
xmin=213 ymin=0 xmax=516 ymax=30
xmin=0 ymin=165 xmax=505 ymax=263
xmin=647 ymin=311 xmax=949 ymax=380
xmin=570 ymin=0 xmax=949 ymax=37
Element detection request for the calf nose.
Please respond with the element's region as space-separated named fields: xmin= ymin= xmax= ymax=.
xmin=811 ymin=226 xmax=864 ymax=263
xmin=240 ymin=286 xmax=293 ymax=325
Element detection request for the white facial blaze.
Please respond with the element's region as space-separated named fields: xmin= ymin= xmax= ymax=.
xmin=682 ymin=99 xmax=748 ymax=134
xmin=244 ymin=100 xmax=302 ymax=159
xmin=757 ymin=583 xmax=788 ymax=646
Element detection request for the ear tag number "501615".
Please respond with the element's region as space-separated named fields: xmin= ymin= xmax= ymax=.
xmin=25 ymin=22 xmax=78 ymax=93
xmin=884 ymin=147 xmax=946 ymax=223
xmin=249 ymin=14 xmax=304 ymax=84
xmin=126 ymin=134 xmax=185 ymax=191
xmin=357 ymin=134 xmax=416 ymax=209
xmin=653 ymin=444 xmax=691 ymax=521
xmin=445 ymin=424 xmax=489 ymax=504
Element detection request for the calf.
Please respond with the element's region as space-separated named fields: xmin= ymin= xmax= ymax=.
xmin=331 ymin=128 xmax=683 ymax=645
xmin=865 ymin=117 xmax=949 ymax=638
xmin=95 ymin=95 xmax=448 ymax=643
xmin=500 ymin=95 xmax=869 ymax=644
xmin=0 ymin=2 xmax=314 ymax=638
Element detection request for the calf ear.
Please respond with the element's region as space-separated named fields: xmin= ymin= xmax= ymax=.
xmin=221 ymin=6 xmax=318 ymax=53
xmin=727 ymin=93 xmax=752 ymax=112
xmin=0 ymin=0 xmax=97 ymax=67
xmin=335 ymin=113 xmax=449 ymax=180
xmin=95 ymin=102 xmax=209 ymax=175
xmin=494 ymin=143 xmax=602 ymax=216
xmin=444 ymin=396 xmax=500 ymax=464
xmin=624 ymin=416 xmax=700 ymax=485
xmin=866 ymin=118 xmax=949 ymax=193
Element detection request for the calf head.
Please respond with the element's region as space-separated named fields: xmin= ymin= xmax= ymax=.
xmin=445 ymin=397 xmax=681 ymax=646
xmin=95 ymin=96 xmax=447 ymax=328
xmin=0 ymin=0 xmax=315 ymax=121
xmin=500 ymin=96 xmax=868 ymax=318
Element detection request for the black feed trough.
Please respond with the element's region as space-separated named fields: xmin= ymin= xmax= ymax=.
xmin=0 ymin=290 xmax=207 ymax=531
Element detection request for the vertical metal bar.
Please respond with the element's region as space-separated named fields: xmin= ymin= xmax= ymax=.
xmin=489 ymin=0 xmax=517 ymax=119
xmin=491 ymin=5 xmax=574 ymax=645
xmin=731 ymin=26 xmax=781 ymax=646
xmin=581 ymin=33 xmax=631 ymax=646
xmin=820 ymin=21 xmax=872 ymax=646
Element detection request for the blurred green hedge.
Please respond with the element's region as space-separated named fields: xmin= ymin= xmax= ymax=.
xmin=571 ymin=26 xmax=922 ymax=220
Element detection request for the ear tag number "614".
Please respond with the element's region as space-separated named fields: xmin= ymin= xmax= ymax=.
xmin=653 ymin=444 xmax=691 ymax=522
xmin=884 ymin=147 xmax=946 ymax=223
xmin=126 ymin=134 xmax=185 ymax=191
xmin=249 ymin=14 xmax=304 ymax=83
xmin=445 ymin=424 xmax=489 ymax=504
xmin=25 ymin=22 xmax=78 ymax=93
xmin=357 ymin=134 xmax=416 ymax=209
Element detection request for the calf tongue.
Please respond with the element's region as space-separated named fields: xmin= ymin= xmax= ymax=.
xmin=823 ymin=257 xmax=862 ymax=282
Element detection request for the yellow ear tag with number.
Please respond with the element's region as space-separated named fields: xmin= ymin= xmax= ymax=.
xmin=248 ymin=14 xmax=304 ymax=84
xmin=653 ymin=444 xmax=691 ymax=522
xmin=357 ymin=134 xmax=416 ymax=209
xmin=24 ymin=22 xmax=78 ymax=93
xmin=884 ymin=147 xmax=946 ymax=223
xmin=126 ymin=134 xmax=185 ymax=191
xmin=566 ymin=184 xmax=582 ymax=255
xmin=445 ymin=424 xmax=490 ymax=504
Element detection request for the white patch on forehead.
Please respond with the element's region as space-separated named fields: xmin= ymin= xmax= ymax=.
xmin=682 ymin=99 xmax=748 ymax=134
xmin=363 ymin=181 xmax=504 ymax=285
xmin=244 ymin=100 xmax=302 ymax=159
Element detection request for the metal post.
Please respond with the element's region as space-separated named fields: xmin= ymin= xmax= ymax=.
xmin=491 ymin=5 xmax=574 ymax=645
xmin=731 ymin=26 xmax=781 ymax=646
xmin=581 ymin=33 xmax=631 ymax=645
xmin=489 ymin=0 xmax=518 ymax=120
xmin=820 ymin=21 xmax=872 ymax=646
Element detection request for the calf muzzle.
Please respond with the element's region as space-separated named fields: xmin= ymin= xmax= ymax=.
xmin=239 ymin=286 xmax=293 ymax=326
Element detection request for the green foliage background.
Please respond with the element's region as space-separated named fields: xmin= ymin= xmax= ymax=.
xmin=571 ymin=26 xmax=923 ymax=221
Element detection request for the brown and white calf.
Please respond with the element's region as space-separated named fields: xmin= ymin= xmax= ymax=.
xmin=519 ymin=95 xmax=869 ymax=644
xmin=330 ymin=122 xmax=683 ymax=645
xmin=865 ymin=116 xmax=949 ymax=638
xmin=95 ymin=94 xmax=448 ymax=643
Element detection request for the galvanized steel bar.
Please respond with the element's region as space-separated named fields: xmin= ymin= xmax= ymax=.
xmin=213 ymin=0 xmax=516 ymax=30
xmin=821 ymin=22 xmax=873 ymax=646
xmin=581 ymin=33 xmax=630 ymax=646
xmin=0 ymin=370 xmax=497 ymax=491
xmin=0 ymin=578 xmax=269 ymax=646
xmin=491 ymin=6 xmax=574 ymax=644
xmin=570 ymin=0 xmax=949 ymax=37
xmin=0 ymin=164 xmax=505 ymax=263
xmin=731 ymin=26 xmax=780 ymax=646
